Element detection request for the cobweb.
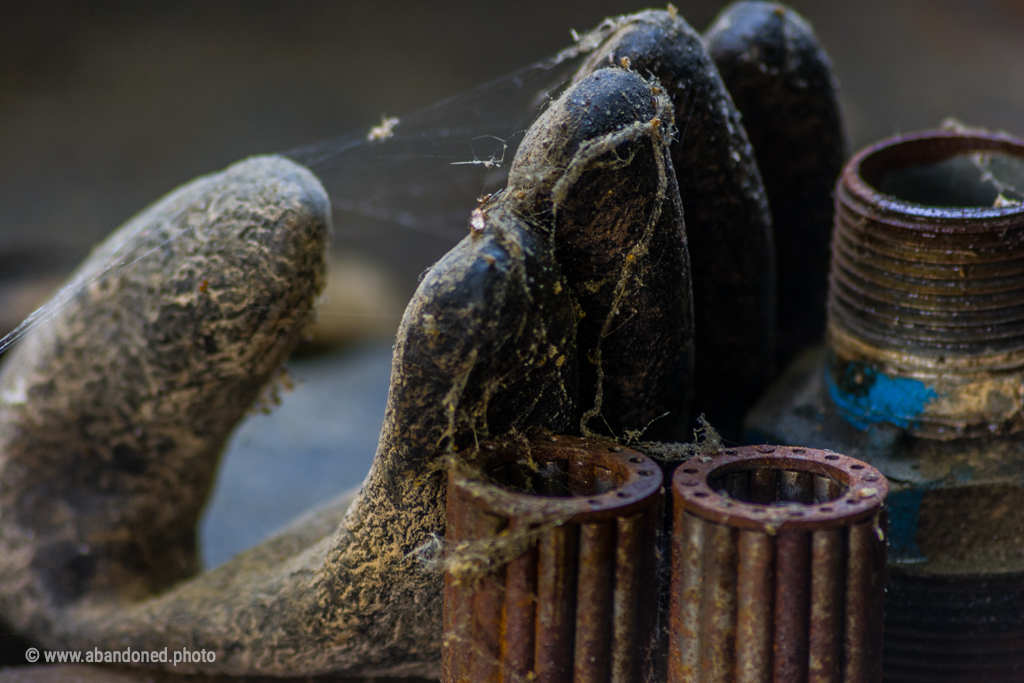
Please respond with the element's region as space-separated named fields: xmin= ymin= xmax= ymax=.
xmin=0 ymin=44 xmax=593 ymax=357
xmin=288 ymin=50 xmax=583 ymax=240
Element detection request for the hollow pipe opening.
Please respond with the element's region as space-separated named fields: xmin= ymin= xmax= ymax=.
xmin=483 ymin=442 xmax=637 ymax=499
xmin=708 ymin=464 xmax=848 ymax=506
xmin=857 ymin=135 xmax=1024 ymax=208
xmin=675 ymin=446 xmax=886 ymax=532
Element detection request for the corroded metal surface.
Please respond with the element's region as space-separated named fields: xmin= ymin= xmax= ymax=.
xmin=669 ymin=445 xmax=888 ymax=682
xmin=828 ymin=129 xmax=1024 ymax=439
xmin=746 ymin=345 xmax=1024 ymax=681
xmin=442 ymin=433 xmax=663 ymax=683
xmin=747 ymin=125 xmax=1024 ymax=679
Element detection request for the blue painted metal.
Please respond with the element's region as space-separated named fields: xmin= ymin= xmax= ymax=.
xmin=825 ymin=359 xmax=937 ymax=432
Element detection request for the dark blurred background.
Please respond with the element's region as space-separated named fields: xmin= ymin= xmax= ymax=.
xmin=1 ymin=0 xmax=1024 ymax=567
xmin=2 ymin=0 xmax=1023 ymax=293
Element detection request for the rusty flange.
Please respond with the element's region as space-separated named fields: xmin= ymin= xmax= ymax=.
xmin=442 ymin=433 xmax=663 ymax=683
xmin=669 ymin=445 xmax=888 ymax=683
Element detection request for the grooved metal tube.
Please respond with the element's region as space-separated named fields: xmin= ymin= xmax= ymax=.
xmin=736 ymin=531 xmax=774 ymax=683
xmin=774 ymin=530 xmax=810 ymax=682
xmin=503 ymin=517 xmax=538 ymax=683
xmin=611 ymin=512 xmax=647 ymax=680
xmin=536 ymin=523 xmax=578 ymax=682
xmin=670 ymin=500 xmax=707 ymax=682
xmin=809 ymin=529 xmax=845 ymax=683
xmin=669 ymin=445 xmax=888 ymax=683
xmin=821 ymin=128 xmax=1024 ymax=680
xmin=575 ymin=522 xmax=614 ymax=683
xmin=443 ymin=433 xmax=663 ymax=683
xmin=828 ymin=129 xmax=1024 ymax=438
xmin=472 ymin=512 xmax=507 ymax=682
xmin=702 ymin=524 xmax=739 ymax=683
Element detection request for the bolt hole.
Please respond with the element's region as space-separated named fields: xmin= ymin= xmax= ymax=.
xmin=820 ymin=506 xmax=833 ymax=512
xmin=825 ymin=455 xmax=839 ymax=461
xmin=792 ymin=448 xmax=806 ymax=454
xmin=682 ymin=467 xmax=699 ymax=474
xmin=851 ymin=464 xmax=864 ymax=470
xmin=638 ymin=470 xmax=652 ymax=477
xmin=693 ymin=492 xmax=709 ymax=498
xmin=846 ymin=499 xmax=858 ymax=505
xmin=588 ymin=499 xmax=601 ymax=505
xmin=616 ymin=491 xmax=630 ymax=498
xmin=864 ymin=475 xmax=878 ymax=482
xmin=681 ymin=480 xmax=699 ymax=487
xmin=629 ymin=456 xmax=642 ymax=463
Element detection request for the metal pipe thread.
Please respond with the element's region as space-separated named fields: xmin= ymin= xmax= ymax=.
xmin=882 ymin=570 xmax=1024 ymax=683
xmin=827 ymin=129 xmax=1024 ymax=437
xmin=668 ymin=445 xmax=888 ymax=683
xmin=442 ymin=433 xmax=663 ymax=683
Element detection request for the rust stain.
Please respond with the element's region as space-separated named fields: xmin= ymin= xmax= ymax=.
xmin=668 ymin=445 xmax=888 ymax=682
xmin=442 ymin=433 xmax=662 ymax=683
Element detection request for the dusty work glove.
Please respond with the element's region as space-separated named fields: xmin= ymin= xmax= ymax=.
xmin=0 ymin=70 xmax=677 ymax=679
xmin=0 ymin=4 xmax=844 ymax=678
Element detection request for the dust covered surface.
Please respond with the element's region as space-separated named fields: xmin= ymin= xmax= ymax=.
xmin=0 ymin=6 xmax=811 ymax=679
xmin=575 ymin=10 xmax=777 ymax=441
xmin=509 ymin=63 xmax=694 ymax=442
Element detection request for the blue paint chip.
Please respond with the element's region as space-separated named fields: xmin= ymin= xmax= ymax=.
xmin=826 ymin=360 xmax=938 ymax=431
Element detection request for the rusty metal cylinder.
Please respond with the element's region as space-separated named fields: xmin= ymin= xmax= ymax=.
xmin=828 ymin=129 xmax=1024 ymax=438
xmin=442 ymin=433 xmax=663 ymax=683
xmin=668 ymin=445 xmax=888 ymax=683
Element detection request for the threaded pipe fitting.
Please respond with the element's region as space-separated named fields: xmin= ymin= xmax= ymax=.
xmin=668 ymin=445 xmax=888 ymax=683
xmin=827 ymin=129 xmax=1024 ymax=438
xmin=442 ymin=433 xmax=663 ymax=683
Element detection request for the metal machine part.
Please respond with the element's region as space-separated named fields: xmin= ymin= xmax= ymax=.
xmin=669 ymin=445 xmax=888 ymax=683
xmin=829 ymin=129 xmax=1024 ymax=439
xmin=745 ymin=129 xmax=1024 ymax=681
xmin=442 ymin=433 xmax=663 ymax=683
